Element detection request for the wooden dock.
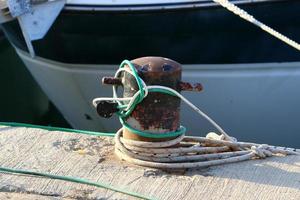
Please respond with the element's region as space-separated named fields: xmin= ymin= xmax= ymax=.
xmin=0 ymin=125 xmax=299 ymax=199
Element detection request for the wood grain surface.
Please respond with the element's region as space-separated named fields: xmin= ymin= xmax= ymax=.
xmin=0 ymin=125 xmax=299 ymax=200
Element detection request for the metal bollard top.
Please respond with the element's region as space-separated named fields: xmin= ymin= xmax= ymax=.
xmin=102 ymin=57 xmax=202 ymax=92
xmin=131 ymin=56 xmax=182 ymax=73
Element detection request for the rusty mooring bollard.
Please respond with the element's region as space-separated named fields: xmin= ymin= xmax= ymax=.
xmin=98 ymin=57 xmax=202 ymax=142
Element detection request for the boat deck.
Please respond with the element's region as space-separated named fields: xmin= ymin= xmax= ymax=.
xmin=0 ymin=125 xmax=299 ymax=199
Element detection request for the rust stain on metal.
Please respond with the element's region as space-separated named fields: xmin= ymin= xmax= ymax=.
xmin=131 ymin=93 xmax=180 ymax=131
xmin=97 ymin=56 xmax=203 ymax=142
xmin=122 ymin=57 xmax=182 ymax=142
xmin=179 ymin=81 xmax=203 ymax=92
xmin=102 ymin=77 xmax=122 ymax=86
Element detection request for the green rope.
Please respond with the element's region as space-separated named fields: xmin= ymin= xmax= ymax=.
xmin=0 ymin=122 xmax=156 ymax=200
xmin=0 ymin=59 xmax=185 ymax=199
xmin=0 ymin=122 xmax=115 ymax=137
xmin=119 ymin=118 xmax=186 ymax=139
xmin=117 ymin=60 xmax=145 ymax=118
xmin=0 ymin=166 xmax=156 ymax=200
xmin=114 ymin=60 xmax=186 ymax=139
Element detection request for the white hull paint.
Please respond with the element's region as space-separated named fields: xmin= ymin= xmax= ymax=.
xmin=65 ymin=0 xmax=277 ymax=6
xmin=16 ymin=48 xmax=300 ymax=147
xmin=64 ymin=0 xmax=280 ymax=11
xmin=67 ymin=0 xmax=198 ymax=5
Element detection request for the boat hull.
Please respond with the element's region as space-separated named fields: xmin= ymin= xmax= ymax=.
xmin=0 ymin=32 xmax=49 ymax=123
xmin=16 ymin=48 xmax=300 ymax=148
xmin=2 ymin=0 xmax=300 ymax=64
xmin=2 ymin=0 xmax=300 ymax=147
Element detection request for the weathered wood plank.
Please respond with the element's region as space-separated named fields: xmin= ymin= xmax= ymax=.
xmin=0 ymin=125 xmax=299 ymax=200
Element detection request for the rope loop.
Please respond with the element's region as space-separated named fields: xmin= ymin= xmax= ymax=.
xmin=251 ymin=145 xmax=273 ymax=158
xmin=115 ymin=60 xmax=146 ymax=118
xmin=114 ymin=129 xmax=299 ymax=169
xmin=110 ymin=60 xmax=186 ymax=138
xmin=91 ymin=60 xmax=299 ymax=169
xmin=93 ymin=60 xmax=235 ymax=139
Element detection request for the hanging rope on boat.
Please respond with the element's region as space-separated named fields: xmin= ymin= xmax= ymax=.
xmin=213 ymin=0 xmax=300 ymax=51
xmin=92 ymin=60 xmax=299 ymax=169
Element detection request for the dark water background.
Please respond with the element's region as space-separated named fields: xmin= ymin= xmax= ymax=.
xmin=0 ymin=31 xmax=70 ymax=128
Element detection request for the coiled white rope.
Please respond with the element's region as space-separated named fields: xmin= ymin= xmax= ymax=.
xmin=213 ymin=0 xmax=300 ymax=51
xmin=115 ymin=129 xmax=299 ymax=169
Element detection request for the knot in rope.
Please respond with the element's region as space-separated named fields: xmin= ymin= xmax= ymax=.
xmin=114 ymin=129 xmax=299 ymax=169
xmin=93 ymin=60 xmax=298 ymax=169
xmin=251 ymin=145 xmax=273 ymax=158
xmin=93 ymin=60 xmax=234 ymax=139
xmin=115 ymin=60 xmax=146 ymax=118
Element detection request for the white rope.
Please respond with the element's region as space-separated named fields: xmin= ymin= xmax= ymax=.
xmin=93 ymin=68 xmax=149 ymax=109
xmin=94 ymin=85 xmax=233 ymax=141
xmin=93 ymin=69 xmax=233 ymax=141
xmin=93 ymin=64 xmax=299 ymax=169
xmin=213 ymin=0 xmax=300 ymax=51
xmin=115 ymin=129 xmax=299 ymax=169
xmin=110 ymin=85 xmax=299 ymax=169
xmin=147 ymin=85 xmax=234 ymax=141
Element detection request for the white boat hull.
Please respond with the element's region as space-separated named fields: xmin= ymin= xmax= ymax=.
xmin=16 ymin=48 xmax=300 ymax=147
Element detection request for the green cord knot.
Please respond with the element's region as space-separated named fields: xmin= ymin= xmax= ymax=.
xmin=116 ymin=60 xmax=145 ymax=118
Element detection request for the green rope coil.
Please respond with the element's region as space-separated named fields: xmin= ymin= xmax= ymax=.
xmin=119 ymin=118 xmax=186 ymax=139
